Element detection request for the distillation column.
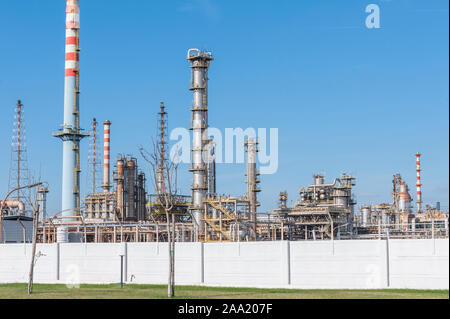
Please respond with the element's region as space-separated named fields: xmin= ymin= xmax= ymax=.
xmin=53 ymin=0 xmax=88 ymax=217
xmin=115 ymin=158 xmax=125 ymax=220
xmin=91 ymin=118 xmax=98 ymax=193
xmin=416 ymin=152 xmax=422 ymax=213
xmin=187 ymin=49 xmax=213 ymax=237
xmin=245 ymin=137 xmax=260 ymax=239
xmin=37 ymin=186 xmax=49 ymax=221
xmin=399 ymin=182 xmax=412 ymax=230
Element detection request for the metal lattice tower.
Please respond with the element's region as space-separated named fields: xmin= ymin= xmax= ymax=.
xmin=8 ymin=100 xmax=31 ymax=204
xmin=87 ymin=118 xmax=101 ymax=194
xmin=156 ymin=102 xmax=168 ymax=195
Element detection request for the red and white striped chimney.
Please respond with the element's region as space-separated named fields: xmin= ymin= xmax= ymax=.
xmin=416 ymin=152 xmax=422 ymax=213
xmin=65 ymin=0 xmax=80 ymax=78
xmin=103 ymin=121 xmax=111 ymax=192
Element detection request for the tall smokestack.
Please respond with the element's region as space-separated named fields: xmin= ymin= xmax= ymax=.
xmin=53 ymin=0 xmax=88 ymax=218
xmin=102 ymin=121 xmax=111 ymax=192
xmin=416 ymin=152 xmax=422 ymax=213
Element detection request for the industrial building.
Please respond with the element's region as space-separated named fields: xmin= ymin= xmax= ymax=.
xmin=0 ymin=0 xmax=448 ymax=245
xmin=0 ymin=216 xmax=33 ymax=244
xmin=267 ymin=174 xmax=356 ymax=240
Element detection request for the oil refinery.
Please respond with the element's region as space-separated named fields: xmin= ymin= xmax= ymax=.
xmin=0 ymin=0 xmax=448 ymax=245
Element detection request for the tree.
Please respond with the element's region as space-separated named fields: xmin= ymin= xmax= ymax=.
xmin=27 ymin=200 xmax=40 ymax=294
xmin=0 ymin=182 xmax=42 ymax=294
xmin=140 ymin=141 xmax=179 ymax=298
xmin=25 ymin=180 xmax=45 ymax=295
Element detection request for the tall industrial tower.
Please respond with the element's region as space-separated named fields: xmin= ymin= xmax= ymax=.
xmin=416 ymin=152 xmax=422 ymax=213
xmin=187 ymin=48 xmax=213 ymax=236
xmin=87 ymin=118 xmax=101 ymax=193
xmin=245 ymin=137 xmax=260 ymax=239
xmin=156 ymin=102 xmax=168 ymax=195
xmin=101 ymin=121 xmax=112 ymax=192
xmin=53 ymin=0 xmax=88 ymax=217
xmin=8 ymin=100 xmax=30 ymax=203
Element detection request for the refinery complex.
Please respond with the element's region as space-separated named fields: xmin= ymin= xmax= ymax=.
xmin=0 ymin=0 xmax=448 ymax=245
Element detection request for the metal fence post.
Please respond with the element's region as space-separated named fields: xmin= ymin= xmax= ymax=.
xmin=120 ymin=255 xmax=124 ymax=288
xmin=386 ymin=228 xmax=390 ymax=287
xmin=56 ymin=242 xmax=60 ymax=281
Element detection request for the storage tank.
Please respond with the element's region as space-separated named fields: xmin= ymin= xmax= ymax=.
xmin=125 ymin=159 xmax=136 ymax=220
xmin=333 ymin=189 xmax=348 ymax=208
xmin=399 ymin=183 xmax=411 ymax=212
xmin=314 ymin=174 xmax=324 ymax=186
xmin=116 ymin=158 xmax=125 ymax=219
xmin=361 ymin=206 xmax=370 ymax=227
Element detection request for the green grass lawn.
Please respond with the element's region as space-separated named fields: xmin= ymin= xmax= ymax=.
xmin=0 ymin=283 xmax=448 ymax=299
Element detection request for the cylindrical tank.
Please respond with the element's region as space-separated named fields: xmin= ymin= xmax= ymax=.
xmin=116 ymin=158 xmax=124 ymax=219
xmin=333 ymin=189 xmax=348 ymax=208
xmin=361 ymin=206 xmax=370 ymax=227
xmin=56 ymin=226 xmax=69 ymax=243
xmin=399 ymin=183 xmax=411 ymax=212
xmin=126 ymin=159 xmax=136 ymax=220
xmin=314 ymin=174 xmax=324 ymax=185
xmin=137 ymin=173 xmax=146 ymax=221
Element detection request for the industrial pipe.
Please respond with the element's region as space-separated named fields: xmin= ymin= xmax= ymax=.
xmin=0 ymin=200 xmax=25 ymax=212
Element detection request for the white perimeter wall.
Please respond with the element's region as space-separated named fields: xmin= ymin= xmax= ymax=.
xmin=0 ymin=239 xmax=448 ymax=290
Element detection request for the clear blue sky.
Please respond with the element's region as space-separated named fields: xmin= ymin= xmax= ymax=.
xmin=0 ymin=0 xmax=448 ymax=214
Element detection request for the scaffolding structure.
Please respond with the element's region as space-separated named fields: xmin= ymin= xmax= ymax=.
xmin=148 ymin=195 xmax=191 ymax=222
xmin=38 ymin=220 xmax=196 ymax=243
xmin=83 ymin=192 xmax=116 ymax=220
xmin=201 ymin=197 xmax=252 ymax=242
